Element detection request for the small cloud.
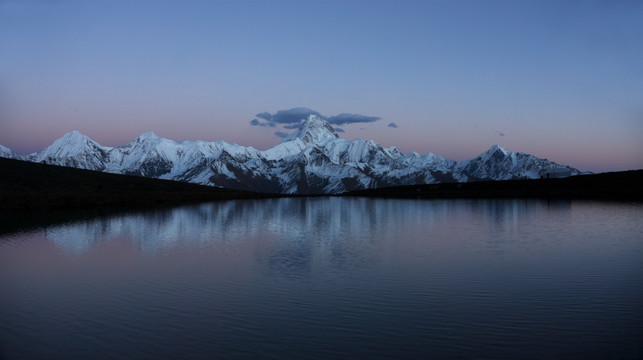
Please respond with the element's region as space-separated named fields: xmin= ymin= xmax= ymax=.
xmin=388 ymin=122 xmax=399 ymax=128
xmin=250 ymin=119 xmax=275 ymax=127
xmin=272 ymin=107 xmax=322 ymax=124
xmin=251 ymin=107 xmax=321 ymax=129
xmin=326 ymin=113 xmax=381 ymax=125
xmin=274 ymin=131 xmax=289 ymax=138
xmin=255 ymin=111 xmax=273 ymax=121
xmin=334 ymin=127 xmax=345 ymax=133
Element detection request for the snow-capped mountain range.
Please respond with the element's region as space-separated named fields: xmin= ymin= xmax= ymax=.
xmin=1 ymin=115 xmax=582 ymax=194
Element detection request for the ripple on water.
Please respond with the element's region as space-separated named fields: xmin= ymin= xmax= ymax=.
xmin=0 ymin=199 xmax=641 ymax=360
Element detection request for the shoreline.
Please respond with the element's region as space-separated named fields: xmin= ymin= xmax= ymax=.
xmin=342 ymin=170 xmax=643 ymax=201
xmin=2 ymin=157 xmax=641 ymax=214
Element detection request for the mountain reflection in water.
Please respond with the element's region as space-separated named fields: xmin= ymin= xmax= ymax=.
xmin=45 ymin=198 xmax=571 ymax=256
xmin=1 ymin=198 xmax=641 ymax=360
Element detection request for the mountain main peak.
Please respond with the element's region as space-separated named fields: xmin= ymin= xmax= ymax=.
xmin=487 ymin=144 xmax=509 ymax=155
xmin=476 ymin=144 xmax=512 ymax=163
xmin=281 ymin=115 xmax=339 ymax=145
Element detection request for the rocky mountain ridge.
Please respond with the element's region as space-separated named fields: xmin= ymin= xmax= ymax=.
xmin=1 ymin=115 xmax=582 ymax=194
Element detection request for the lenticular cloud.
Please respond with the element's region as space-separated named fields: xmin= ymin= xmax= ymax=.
xmin=250 ymin=107 xmax=381 ymax=134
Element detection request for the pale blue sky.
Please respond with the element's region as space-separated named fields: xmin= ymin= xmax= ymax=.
xmin=1 ymin=0 xmax=642 ymax=172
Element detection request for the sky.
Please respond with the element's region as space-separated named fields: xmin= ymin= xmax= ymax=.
xmin=1 ymin=0 xmax=642 ymax=173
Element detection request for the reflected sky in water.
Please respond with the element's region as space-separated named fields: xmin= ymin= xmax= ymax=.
xmin=1 ymin=198 xmax=641 ymax=360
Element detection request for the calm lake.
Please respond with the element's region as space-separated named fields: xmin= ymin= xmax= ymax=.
xmin=1 ymin=198 xmax=641 ymax=360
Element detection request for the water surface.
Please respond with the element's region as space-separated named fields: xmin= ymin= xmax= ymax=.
xmin=1 ymin=198 xmax=641 ymax=359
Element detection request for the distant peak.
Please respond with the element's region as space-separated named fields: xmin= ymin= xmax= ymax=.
xmin=41 ymin=130 xmax=103 ymax=156
xmin=472 ymin=145 xmax=512 ymax=163
xmin=59 ymin=130 xmax=93 ymax=143
xmin=135 ymin=131 xmax=161 ymax=141
xmin=281 ymin=114 xmax=339 ymax=145
xmin=63 ymin=130 xmax=85 ymax=138
xmin=487 ymin=144 xmax=509 ymax=155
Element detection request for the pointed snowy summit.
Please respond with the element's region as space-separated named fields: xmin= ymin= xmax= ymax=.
xmin=62 ymin=129 xmax=84 ymax=139
xmin=487 ymin=144 xmax=509 ymax=155
xmin=282 ymin=115 xmax=339 ymax=145
xmin=45 ymin=130 xmax=102 ymax=154
xmin=50 ymin=130 xmax=93 ymax=146
xmin=31 ymin=130 xmax=109 ymax=170
xmin=479 ymin=144 xmax=510 ymax=161
xmin=135 ymin=131 xmax=162 ymax=142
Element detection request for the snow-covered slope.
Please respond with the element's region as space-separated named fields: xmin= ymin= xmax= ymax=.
xmin=1 ymin=115 xmax=583 ymax=194
xmin=0 ymin=144 xmax=25 ymax=160
xmin=31 ymin=130 xmax=112 ymax=170
xmin=454 ymin=144 xmax=579 ymax=182
xmin=281 ymin=115 xmax=340 ymax=145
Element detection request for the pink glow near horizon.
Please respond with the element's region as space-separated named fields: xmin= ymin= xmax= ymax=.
xmin=1 ymin=1 xmax=642 ymax=173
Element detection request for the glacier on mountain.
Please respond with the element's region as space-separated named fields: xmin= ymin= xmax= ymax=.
xmin=0 ymin=115 xmax=583 ymax=194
